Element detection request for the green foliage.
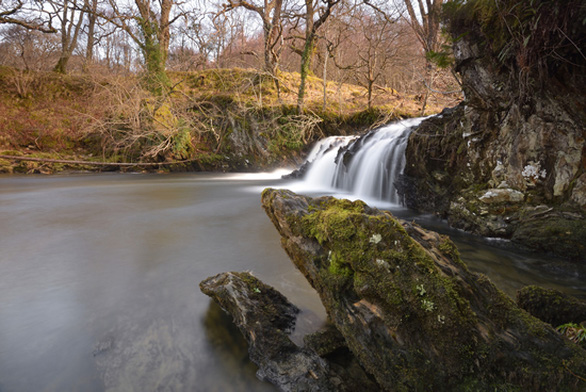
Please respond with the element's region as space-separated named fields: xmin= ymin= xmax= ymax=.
xmin=171 ymin=125 xmax=194 ymax=160
xmin=426 ymin=44 xmax=455 ymax=69
xmin=556 ymin=323 xmax=586 ymax=347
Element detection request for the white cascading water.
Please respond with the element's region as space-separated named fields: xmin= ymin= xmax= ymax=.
xmin=297 ymin=117 xmax=426 ymax=205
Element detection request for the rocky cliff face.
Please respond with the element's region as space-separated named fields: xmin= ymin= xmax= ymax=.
xmin=401 ymin=0 xmax=586 ymax=260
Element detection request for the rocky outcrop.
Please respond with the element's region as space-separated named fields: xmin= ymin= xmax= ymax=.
xmin=517 ymin=285 xmax=586 ymax=327
xmin=258 ymin=188 xmax=586 ymax=391
xmin=400 ymin=0 xmax=586 ymax=260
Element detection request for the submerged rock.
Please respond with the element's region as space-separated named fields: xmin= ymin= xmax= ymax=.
xmin=517 ymin=285 xmax=586 ymax=327
xmin=260 ymin=188 xmax=586 ymax=391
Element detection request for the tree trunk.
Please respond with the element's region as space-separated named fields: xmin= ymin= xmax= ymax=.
xmin=420 ymin=61 xmax=434 ymax=116
xmin=134 ymin=0 xmax=171 ymax=94
xmin=54 ymin=55 xmax=70 ymax=74
xmin=158 ymin=0 xmax=172 ymax=67
xmin=322 ymin=43 xmax=329 ymax=111
xmin=367 ymin=79 xmax=373 ymax=109
xmin=53 ymin=0 xmax=85 ymax=74
xmin=83 ymin=0 xmax=98 ymax=72
xmin=296 ymin=35 xmax=315 ymax=112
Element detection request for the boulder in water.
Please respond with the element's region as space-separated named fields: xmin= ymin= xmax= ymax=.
xmin=199 ymin=271 xmax=377 ymax=391
xmin=517 ymin=285 xmax=586 ymax=327
xmin=260 ymin=188 xmax=586 ymax=391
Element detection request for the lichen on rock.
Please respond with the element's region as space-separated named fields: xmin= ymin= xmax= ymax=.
xmin=260 ymin=188 xmax=586 ymax=391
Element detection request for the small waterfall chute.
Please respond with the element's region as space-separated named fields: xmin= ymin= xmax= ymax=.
xmin=287 ymin=117 xmax=425 ymax=206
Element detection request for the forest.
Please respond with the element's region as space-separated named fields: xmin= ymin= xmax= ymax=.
xmin=0 ymin=0 xmax=460 ymax=173
xmin=1 ymin=1 xmax=586 ymax=391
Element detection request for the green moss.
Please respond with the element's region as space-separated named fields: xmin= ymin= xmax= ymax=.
xmin=438 ymin=237 xmax=464 ymax=266
xmin=513 ymin=216 xmax=586 ymax=260
xmin=328 ymin=252 xmax=353 ymax=277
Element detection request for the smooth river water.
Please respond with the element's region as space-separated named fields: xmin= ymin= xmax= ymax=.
xmin=1 ymin=173 xmax=585 ymax=392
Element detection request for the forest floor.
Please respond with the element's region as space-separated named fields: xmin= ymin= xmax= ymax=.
xmin=0 ymin=66 xmax=461 ymax=174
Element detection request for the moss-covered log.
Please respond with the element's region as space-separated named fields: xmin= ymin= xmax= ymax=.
xmin=261 ymin=188 xmax=586 ymax=391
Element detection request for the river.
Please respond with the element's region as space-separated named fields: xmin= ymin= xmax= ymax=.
xmin=1 ymin=172 xmax=584 ymax=391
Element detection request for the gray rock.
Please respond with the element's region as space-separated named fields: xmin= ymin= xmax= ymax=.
xmin=478 ymin=188 xmax=524 ymax=204
xmin=261 ymin=189 xmax=586 ymax=391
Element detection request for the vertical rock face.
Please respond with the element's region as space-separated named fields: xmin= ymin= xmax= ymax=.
xmin=400 ymin=0 xmax=586 ymax=260
xmin=260 ymin=188 xmax=586 ymax=391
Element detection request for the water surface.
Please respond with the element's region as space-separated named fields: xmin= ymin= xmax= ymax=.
xmin=0 ymin=173 xmax=584 ymax=391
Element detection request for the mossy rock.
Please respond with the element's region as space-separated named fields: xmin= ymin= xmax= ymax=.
xmin=262 ymin=189 xmax=586 ymax=391
xmin=517 ymin=285 xmax=586 ymax=327
xmin=512 ymin=216 xmax=586 ymax=261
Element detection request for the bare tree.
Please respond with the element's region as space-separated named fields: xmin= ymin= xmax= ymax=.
xmin=352 ymin=10 xmax=403 ymax=108
xmin=100 ymin=0 xmax=185 ymax=93
xmin=365 ymin=0 xmax=444 ymax=114
xmin=82 ymin=0 xmax=98 ymax=71
xmin=219 ymin=0 xmax=284 ymax=75
xmin=47 ymin=0 xmax=86 ymax=73
xmin=400 ymin=0 xmax=443 ymax=54
xmin=289 ymin=0 xmax=340 ymax=111
xmin=0 ymin=0 xmax=57 ymax=32
xmin=0 ymin=24 xmax=60 ymax=70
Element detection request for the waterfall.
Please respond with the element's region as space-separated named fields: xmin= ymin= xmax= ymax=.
xmin=293 ymin=117 xmax=425 ymax=205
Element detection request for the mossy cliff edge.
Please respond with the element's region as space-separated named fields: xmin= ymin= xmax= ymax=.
xmin=400 ymin=0 xmax=586 ymax=260
xmin=258 ymin=188 xmax=585 ymax=391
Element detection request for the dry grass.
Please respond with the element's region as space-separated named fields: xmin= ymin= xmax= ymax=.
xmin=0 ymin=66 xmax=461 ymax=172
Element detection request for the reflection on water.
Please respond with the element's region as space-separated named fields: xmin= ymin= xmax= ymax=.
xmin=0 ymin=173 xmax=584 ymax=392
xmin=202 ymin=302 xmax=275 ymax=391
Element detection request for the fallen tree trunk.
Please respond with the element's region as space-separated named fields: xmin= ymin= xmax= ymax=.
xmin=260 ymin=188 xmax=586 ymax=391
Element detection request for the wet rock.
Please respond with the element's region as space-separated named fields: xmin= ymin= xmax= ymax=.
xmin=400 ymin=1 xmax=586 ymax=260
xmin=199 ymin=272 xmax=335 ymax=391
xmin=517 ymin=285 xmax=586 ymax=327
xmin=571 ymin=173 xmax=586 ymax=211
xmin=261 ymin=188 xmax=586 ymax=391
xmin=281 ymin=161 xmax=310 ymax=179
xmin=199 ymin=271 xmax=375 ymax=391
xmin=512 ymin=213 xmax=586 ymax=261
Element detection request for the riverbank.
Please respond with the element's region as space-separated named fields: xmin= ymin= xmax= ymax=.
xmin=0 ymin=66 xmax=459 ymax=175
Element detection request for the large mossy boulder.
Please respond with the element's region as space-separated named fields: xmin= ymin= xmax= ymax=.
xmin=261 ymin=188 xmax=586 ymax=391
